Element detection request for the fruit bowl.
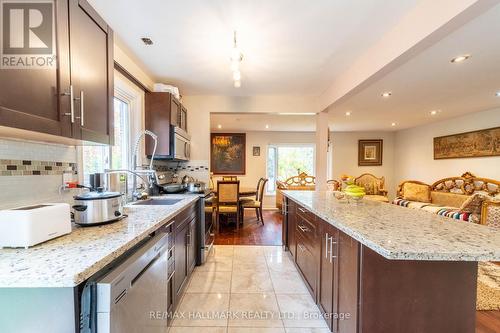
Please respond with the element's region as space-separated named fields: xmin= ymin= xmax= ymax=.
xmin=344 ymin=184 xmax=366 ymax=203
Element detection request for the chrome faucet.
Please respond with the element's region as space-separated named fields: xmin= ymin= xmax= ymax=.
xmin=105 ymin=130 xmax=159 ymax=202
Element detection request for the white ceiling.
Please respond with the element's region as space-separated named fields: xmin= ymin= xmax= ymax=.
xmin=210 ymin=113 xmax=316 ymax=132
xmin=211 ymin=3 xmax=500 ymax=132
xmin=88 ymin=0 xmax=417 ymax=96
xmin=329 ymin=3 xmax=500 ymax=131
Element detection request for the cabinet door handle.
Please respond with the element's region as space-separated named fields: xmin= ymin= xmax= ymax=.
xmin=62 ymin=85 xmax=75 ymax=123
xmin=298 ymin=244 xmax=305 ymax=252
xmin=298 ymin=225 xmax=308 ymax=233
xmin=325 ymin=233 xmax=330 ymax=259
xmin=80 ymin=90 xmax=84 ymax=127
xmin=298 ymin=207 xmax=307 ymax=213
xmin=330 ymin=238 xmax=338 ymax=262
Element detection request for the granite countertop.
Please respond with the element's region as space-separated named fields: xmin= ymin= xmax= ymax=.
xmin=283 ymin=191 xmax=500 ymax=261
xmin=0 ymin=195 xmax=199 ymax=288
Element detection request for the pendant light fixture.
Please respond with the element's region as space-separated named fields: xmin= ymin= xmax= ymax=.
xmin=230 ymin=31 xmax=243 ymax=88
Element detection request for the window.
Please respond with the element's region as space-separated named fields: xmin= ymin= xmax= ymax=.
xmin=266 ymin=144 xmax=315 ymax=194
xmin=81 ymin=97 xmax=130 ymax=184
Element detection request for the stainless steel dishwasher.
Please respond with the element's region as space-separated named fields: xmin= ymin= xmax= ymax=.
xmin=95 ymin=232 xmax=171 ymax=333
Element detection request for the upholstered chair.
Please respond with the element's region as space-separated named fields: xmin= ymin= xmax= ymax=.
xmin=354 ymin=173 xmax=389 ymax=202
xmin=215 ymin=181 xmax=240 ymax=232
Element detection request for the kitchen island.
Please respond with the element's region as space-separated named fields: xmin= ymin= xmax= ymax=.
xmin=282 ymin=190 xmax=500 ymax=333
xmin=0 ymin=195 xmax=201 ymax=333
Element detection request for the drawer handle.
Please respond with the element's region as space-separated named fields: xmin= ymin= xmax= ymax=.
xmin=298 ymin=225 xmax=309 ymax=232
xmin=298 ymin=207 xmax=307 ymax=213
xmin=298 ymin=244 xmax=305 ymax=252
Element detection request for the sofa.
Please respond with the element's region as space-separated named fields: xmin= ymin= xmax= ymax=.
xmin=393 ymin=172 xmax=500 ymax=227
xmin=276 ymin=172 xmax=315 ymax=211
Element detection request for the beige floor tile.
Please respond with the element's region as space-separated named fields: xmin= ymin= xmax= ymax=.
xmin=269 ymin=271 xmax=309 ymax=294
xmin=262 ymin=246 xmax=284 ymax=257
xmin=171 ymin=293 xmax=230 ymax=327
xmin=233 ymin=256 xmax=268 ymax=271
xmin=234 ymin=246 xmax=265 ymax=258
xmin=213 ymin=245 xmax=235 ymax=257
xmin=228 ymin=328 xmax=285 ymax=333
xmin=231 ymin=269 xmax=274 ymax=293
xmin=285 ymin=329 xmax=330 ymax=333
xmin=265 ymin=255 xmax=296 ymax=273
xmin=169 ymin=327 xmax=227 ymax=333
xmin=228 ymin=293 xmax=283 ymax=328
xmin=196 ymin=255 xmax=233 ymax=272
xmin=186 ymin=270 xmax=232 ymax=293
xmin=275 ymin=294 xmax=328 ymax=328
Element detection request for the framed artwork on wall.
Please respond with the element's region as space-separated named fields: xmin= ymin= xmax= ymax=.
xmin=253 ymin=146 xmax=260 ymax=156
xmin=210 ymin=133 xmax=246 ymax=175
xmin=358 ymin=139 xmax=383 ymax=166
xmin=434 ymin=127 xmax=500 ymax=159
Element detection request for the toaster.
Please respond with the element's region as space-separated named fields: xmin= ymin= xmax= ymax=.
xmin=0 ymin=203 xmax=72 ymax=248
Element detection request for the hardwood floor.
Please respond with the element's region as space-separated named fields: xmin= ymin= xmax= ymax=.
xmin=477 ymin=311 xmax=500 ymax=333
xmin=214 ymin=211 xmax=500 ymax=331
xmin=214 ymin=210 xmax=283 ymax=246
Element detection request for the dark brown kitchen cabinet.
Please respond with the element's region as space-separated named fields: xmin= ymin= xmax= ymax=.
xmin=319 ymin=222 xmax=339 ymax=332
xmin=145 ymin=92 xmax=172 ymax=156
xmin=186 ymin=217 xmax=196 ymax=274
xmin=0 ymin=0 xmax=71 ymax=137
xmin=0 ymin=0 xmax=113 ymax=144
xmin=294 ymin=205 xmax=320 ymax=300
xmin=287 ymin=200 xmax=297 ymax=260
xmin=173 ymin=203 xmax=197 ymax=304
xmin=179 ymin=105 xmax=188 ymax=132
xmin=68 ymin=0 xmax=114 ymax=144
xmin=170 ymin=96 xmax=181 ymax=127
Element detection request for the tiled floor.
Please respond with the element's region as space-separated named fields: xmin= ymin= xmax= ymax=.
xmin=169 ymin=245 xmax=330 ymax=333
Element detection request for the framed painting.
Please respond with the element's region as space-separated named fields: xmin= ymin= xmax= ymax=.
xmin=358 ymin=139 xmax=383 ymax=166
xmin=434 ymin=127 xmax=500 ymax=159
xmin=253 ymin=146 xmax=260 ymax=156
xmin=211 ymin=133 xmax=246 ymax=175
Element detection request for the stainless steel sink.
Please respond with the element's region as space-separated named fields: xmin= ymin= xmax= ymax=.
xmin=131 ymin=198 xmax=182 ymax=206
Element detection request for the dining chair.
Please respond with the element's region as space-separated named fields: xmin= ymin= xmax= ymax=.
xmin=215 ymin=180 xmax=240 ymax=232
xmin=222 ymin=176 xmax=238 ymax=181
xmin=240 ymin=178 xmax=268 ymax=225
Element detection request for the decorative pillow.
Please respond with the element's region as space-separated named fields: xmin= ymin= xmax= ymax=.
xmin=460 ymin=193 xmax=489 ymax=215
xmin=403 ymin=182 xmax=431 ymax=203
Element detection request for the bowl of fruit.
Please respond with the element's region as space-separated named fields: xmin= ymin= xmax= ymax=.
xmin=344 ymin=184 xmax=366 ymax=203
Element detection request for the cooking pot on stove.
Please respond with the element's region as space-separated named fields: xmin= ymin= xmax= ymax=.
xmin=186 ymin=181 xmax=207 ymax=193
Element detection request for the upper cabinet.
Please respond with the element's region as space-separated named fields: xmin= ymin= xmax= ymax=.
xmin=0 ymin=0 xmax=114 ymax=145
xmin=145 ymin=92 xmax=189 ymax=157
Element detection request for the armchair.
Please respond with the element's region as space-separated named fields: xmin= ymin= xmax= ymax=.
xmin=354 ymin=173 xmax=389 ymax=202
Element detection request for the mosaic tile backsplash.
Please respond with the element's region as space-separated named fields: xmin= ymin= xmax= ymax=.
xmin=0 ymin=159 xmax=77 ymax=176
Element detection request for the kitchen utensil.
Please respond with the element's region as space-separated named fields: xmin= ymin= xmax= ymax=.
xmin=72 ymin=190 xmax=124 ymax=226
xmin=186 ymin=181 xmax=207 ymax=193
xmin=0 ymin=203 xmax=71 ymax=248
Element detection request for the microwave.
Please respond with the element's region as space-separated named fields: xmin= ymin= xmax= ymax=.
xmin=171 ymin=126 xmax=191 ymax=161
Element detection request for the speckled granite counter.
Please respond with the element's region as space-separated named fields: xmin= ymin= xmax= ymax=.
xmin=283 ymin=191 xmax=500 ymax=261
xmin=0 ymin=195 xmax=199 ymax=288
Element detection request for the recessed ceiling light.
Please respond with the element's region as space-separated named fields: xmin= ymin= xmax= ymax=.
xmin=141 ymin=37 xmax=153 ymax=45
xmin=265 ymin=124 xmax=269 ymax=129
xmin=495 ymin=91 xmax=500 ymax=97
xmin=345 ymin=111 xmax=352 ymax=116
xmin=217 ymin=124 xmax=222 ymax=129
xmin=430 ymin=109 xmax=441 ymax=116
xmin=450 ymin=54 xmax=470 ymax=63
xmin=391 ymin=122 xmax=397 ymax=127
xmin=381 ymin=92 xmax=392 ymax=98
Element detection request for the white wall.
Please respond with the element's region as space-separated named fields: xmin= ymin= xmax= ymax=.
xmin=331 ymin=131 xmax=396 ymax=198
xmin=210 ymin=131 xmax=316 ymax=208
xmin=394 ymin=108 xmax=500 ymax=185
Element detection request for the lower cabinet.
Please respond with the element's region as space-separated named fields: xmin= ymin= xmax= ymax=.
xmin=173 ymin=203 xmax=197 ymax=305
xmin=287 ymin=199 xmax=297 ymax=260
xmin=318 ymin=222 xmax=340 ymax=332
